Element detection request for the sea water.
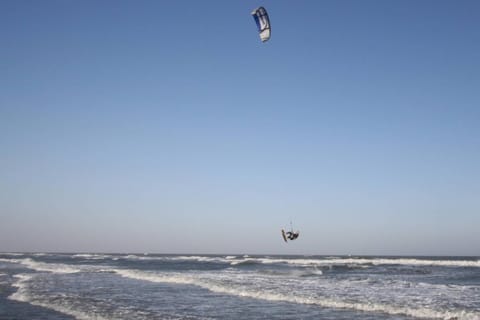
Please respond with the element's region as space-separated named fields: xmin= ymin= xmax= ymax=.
xmin=0 ymin=253 xmax=479 ymax=319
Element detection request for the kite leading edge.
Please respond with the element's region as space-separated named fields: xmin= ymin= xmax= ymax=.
xmin=251 ymin=7 xmax=271 ymax=42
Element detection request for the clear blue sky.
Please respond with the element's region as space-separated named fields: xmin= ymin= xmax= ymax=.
xmin=1 ymin=1 xmax=479 ymax=255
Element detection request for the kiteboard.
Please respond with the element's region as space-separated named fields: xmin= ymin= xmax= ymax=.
xmin=281 ymin=229 xmax=288 ymax=242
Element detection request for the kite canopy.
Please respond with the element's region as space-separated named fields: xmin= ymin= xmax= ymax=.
xmin=251 ymin=7 xmax=271 ymax=42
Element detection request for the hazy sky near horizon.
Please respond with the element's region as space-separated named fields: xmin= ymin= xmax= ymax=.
xmin=1 ymin=1 xmax=479 ymax=255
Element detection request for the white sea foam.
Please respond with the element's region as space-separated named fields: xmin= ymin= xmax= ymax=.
xmin=21 ymin=258 xmax=82 ymax=273
xmin=113 ymin=269 xmax=480 ymax=320
xmin=83 ymin=254 xmax=480 ymax=268
xmin=229 ymin=258 xmax=255 ymax=265
xmin=9 ymin=273 xmax=111 ymax=320
xmin=78 ymin=254 xmax=480 ymax=269
xmin=114 ymin=269 xmax=196 ymax=285
xmin=0 ymin=272 xmax=8 ymax=285
xmin=228 ymin=257 xmax=480 ymax=268
xmin=125 ymin=254 xmax=141 ymax=259
xmin=72 ymin=254 xmax=96 ymax=258
xmin=72 ymin=254 xmax=111 ymax=260
xmin=9 ymin=274 xmax=35 ymax=302
xmin=33 ymin=302 xmax=110 ymax=320
xmin=0 ymin=258 xmax=21 ymax=264
xmin=1 ymin=252 xmax=25 ymax=256
xmin=118 ymin=254 xmax=168 ymax=261
xmin=164 ymin=255 xmax=231 ymax=264
xmin=0 ymin=258 xmax=82 ymax=273
xmin=75 ymin=253 xmax=219 ymax=263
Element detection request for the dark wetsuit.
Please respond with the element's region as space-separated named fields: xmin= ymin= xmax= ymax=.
xmin=286 ymin=232 xmax=298 ymax=240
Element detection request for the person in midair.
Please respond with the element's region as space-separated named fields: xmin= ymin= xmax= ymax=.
xmin=286 ymin=230 xmax=299 ymax=240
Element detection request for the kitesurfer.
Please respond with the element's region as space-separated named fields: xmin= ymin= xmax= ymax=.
xmin=286 ymin=231 xmax=299 ymax=240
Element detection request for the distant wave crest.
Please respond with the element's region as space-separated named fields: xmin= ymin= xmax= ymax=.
xmin=229 ymin=257 xmax=480 ymax=268
xmin=0 ymin=258 xmax=83 ymax=274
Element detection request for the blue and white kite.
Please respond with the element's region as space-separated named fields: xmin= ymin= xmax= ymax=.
xmin=251 ymin=7 xmax=271 ymax=42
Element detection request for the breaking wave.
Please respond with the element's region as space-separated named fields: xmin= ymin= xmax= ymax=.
xmin=8 ymin=274 xmax=110 ymax=320
xmin=113 ymin=269 xmax=479 ymax=320
xmin=229 ymin=257 xmax=480 ymax=268
xmin=72 ymin=253 xmax=112 ymax=260
xmin=0 ymin=258 xmax=83 ymax=274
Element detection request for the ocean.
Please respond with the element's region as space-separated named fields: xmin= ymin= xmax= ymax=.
xmin=0 ymin=253 xmax=478 ymax=320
